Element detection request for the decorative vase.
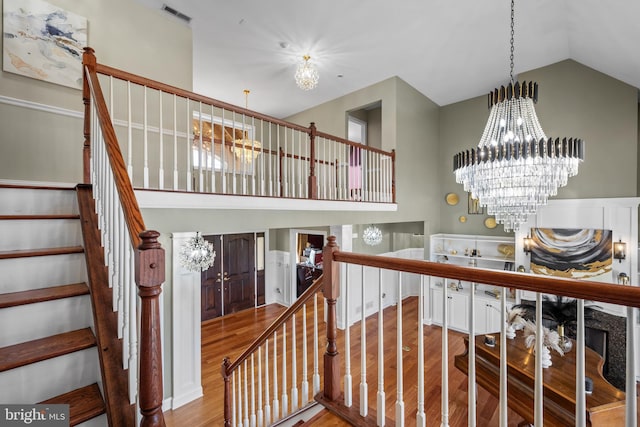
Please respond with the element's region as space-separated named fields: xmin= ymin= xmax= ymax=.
xmin=540 ymin=345 xmax=552 ymax=368
xmin=506 ymin=323 xmax=516 ymax=339
xmin=557 ymin=325 xmax=573 ymax=353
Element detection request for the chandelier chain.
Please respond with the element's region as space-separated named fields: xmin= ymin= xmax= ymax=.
xmin=510 ymin=0 xmax=515 ymax=84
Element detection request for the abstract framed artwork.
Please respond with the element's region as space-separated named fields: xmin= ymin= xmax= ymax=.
xmin=529 ymin=228 xmax=612 ymax=279
xmin=3 ymin=0 xmax=87 ymax=89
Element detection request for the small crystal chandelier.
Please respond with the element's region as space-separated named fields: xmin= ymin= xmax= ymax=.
xmin=295 ymin=55 xmax=319 ymax=90
xmin=363 ymin=225 xmax=383 ymax=246
xmin=179 ymin=232 xmax=216 ymax=272
xmin=453 ymin=0 xmax=584 ymax=232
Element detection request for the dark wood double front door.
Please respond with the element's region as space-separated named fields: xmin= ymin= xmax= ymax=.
xmin=201 ymin=233 xmax=264 ymax=321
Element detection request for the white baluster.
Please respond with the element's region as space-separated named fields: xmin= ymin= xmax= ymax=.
xmin=244 ymin=360 xmax=249 ymax=427
xmin=232 ymin=111 xmax=237 ymax=194
xmin=377 ymin=269 xmax=385 ymax=427
xmin=291 ymin=314 xmax=298 ymax=412
xmin=272 ymin=331 xmax=280 ymax=421
xmin=211 ymin=104 xmax=216 ymax=193
xmin=534 ymin=292 xmax=544 ymax=425
xmin=232 ymin=370 xmax=237 ymax=427
xmin=468 ymin=283 xmax=476 ymax=427
xmin=250 ymin=354 xmax=256 ymax=427
xmin=264 ymin=340 xmax=271 ymax=426
xmin=143 ymin=86 xmax=149 ymax=188
xmin=237 ymin=369 xmax=243 ymax=427
xmin=221 ymin=107 xmax=227 ymax=194
xmin=344 ymin=265 xmax=352 ymax=408
xmin=441 ymin=279 xmax=449 ymax=427
xmin=267 ymin=123 xmax=273 ymax=196
xmin=301 ymin=304 xmax=309 ymax=405
xmin=360 ymin=265 xmax=368 ymax=417
xmin=257 ymin=347 xmax=263 ymax=427
xmin=395 ymin=272 xmax=404 ymax=427
xmin=186 ymin=99 xmax=192 ymax=191
xmin=281 ymin=323 xmax=288 ymax=417
xmin=625 ymin=305 xmax=637 ymax=425
xmin=127 ymin=81 xmax=133 ymax=179
xmin=172 ymin=94 xmax=178 ymax=190
xmin=158 ymin=91 xmax=164 ymax=189
xmin=313 ymin=293 xmax=320 ymax=395
xmin=499 ymin=287 xmax=507 ymax=427
xmin=198 ymin=102 xmax=204 ymax=192
xmin=416 ymin=276 xmax=425 ymax=427
xmin=575 ymin=299 xmax=586 ymax=427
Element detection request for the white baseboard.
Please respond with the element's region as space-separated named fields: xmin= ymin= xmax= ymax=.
xmin=171 ymin=387 xmax=204 ymax=409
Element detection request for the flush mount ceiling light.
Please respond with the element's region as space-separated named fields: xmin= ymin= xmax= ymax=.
xmin=295 ymin=55 xmax=319 ymax=91
xmin=179 ymin=232 xmax=216 ymax=272
xmin=453 ymin=0 xmax=584 ymax=232
xmin=363 ymin=225 xmax=383 ymax=246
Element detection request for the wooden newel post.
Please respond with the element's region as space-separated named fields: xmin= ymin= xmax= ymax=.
xmin=308 ymin=122 xmax=318 ymax=199
xmin=221 ymin=358 xmax=232 ymax=427
xmin=82 ymin=47 xmax=97 ymax=185
xmin=322 ymin=236 xmax=340 ymax=401
xmin=135 ymin=230 xmax=166 ymax=427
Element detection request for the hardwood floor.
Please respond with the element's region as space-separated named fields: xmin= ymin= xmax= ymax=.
xmin=164 ymin=296 xmax=637 ymax=426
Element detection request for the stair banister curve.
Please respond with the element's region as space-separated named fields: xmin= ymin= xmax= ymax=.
xmin=222 ymin=274 xmax=325 ymax=426
xmin=83 ymin=47 xmax=166 ymax=427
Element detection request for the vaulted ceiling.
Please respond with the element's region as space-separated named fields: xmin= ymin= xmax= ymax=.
xmin=137 ymin=0 xmax=640 ymax=118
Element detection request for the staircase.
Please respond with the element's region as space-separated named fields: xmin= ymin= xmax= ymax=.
xmin=0 ymin=183 xmax=107 ymax=426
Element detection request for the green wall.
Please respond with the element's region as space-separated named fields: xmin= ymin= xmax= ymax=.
xmin=438 ymin=60 xmax=638 ymax=236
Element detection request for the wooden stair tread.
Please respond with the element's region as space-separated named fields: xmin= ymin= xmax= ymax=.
xmin=39 ymin=383 xmax=106 ymax=426
xmin=0 ymin=283 xmax=89 ymax=309
xmin=0 ymin=214 xmax=79 ymax=220
xmin=0 ymin=183 xmax=75 ymax=191
xmin=0 ymin=246 xmax=84 ymax=260
xmin=0 ymin=328 xmax=96 ymax=372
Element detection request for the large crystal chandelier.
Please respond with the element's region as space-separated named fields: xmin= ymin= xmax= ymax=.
xmin=363 ymin=225 xmax=383 ymax=246
xmin=295 ymin=55 xmax=319 ymax=90
xmin=179 ymin=232 xmax=216 ymax=272
xmin=453 ymin=0 xmax=584 ymax=232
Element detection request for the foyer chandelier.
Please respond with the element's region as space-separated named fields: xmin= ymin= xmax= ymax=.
xmin=179 ymin=232 xmax=216 ymax=272
xmin=453 ymin=0 xmax=584 ymax=232
xmin=363 ymin=225 xmax=383 ymax=246
xmin=233 ymin=89 xmax=262 ymax=163
xmin=295 ymin=55 xmax=319 ymax=90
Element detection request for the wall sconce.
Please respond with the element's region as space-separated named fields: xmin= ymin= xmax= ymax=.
xmin=613 ymin=239 xmax=626 ymax=263
xmin=523 ymin=234 xmax=534 ymax=255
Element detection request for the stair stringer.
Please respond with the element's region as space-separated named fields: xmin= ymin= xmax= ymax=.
xmin=76 ymin=184 xmax=136 ymax=427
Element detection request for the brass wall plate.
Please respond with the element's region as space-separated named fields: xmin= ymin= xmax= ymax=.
xmin=445 ymin=193 xmax=459 ymax=205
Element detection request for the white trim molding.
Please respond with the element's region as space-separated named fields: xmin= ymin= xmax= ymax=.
xmin=0 ymin=95 xmax=82 ymax=119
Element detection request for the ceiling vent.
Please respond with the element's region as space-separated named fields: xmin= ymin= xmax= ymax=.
xmin=162 ymin=4 xmax=192 ymax=24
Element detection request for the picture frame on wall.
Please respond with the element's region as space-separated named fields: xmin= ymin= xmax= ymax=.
xmin=3 ymin=0 xmax=87 ymax=89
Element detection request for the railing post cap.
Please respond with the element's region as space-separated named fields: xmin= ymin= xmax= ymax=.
xmin=326 ymin=235 xmax=337 ymax=247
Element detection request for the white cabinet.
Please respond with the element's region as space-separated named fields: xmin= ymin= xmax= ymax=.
xmin=474 ymin=298 xmax=511 ymax=335
xmin=428 ymin=234 xmax=516 ymax=334
xmin=431 ymin=288 xmax=468 ymax=332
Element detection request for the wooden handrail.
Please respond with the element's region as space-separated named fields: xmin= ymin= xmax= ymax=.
xmin=332 ymin=250 xmax=640 ymax=308
xmin=315 ymin=130 xmax=393 ymax=156
xmin=94 ymin=63 xmax=310 ymax=133
xmin=222 ymin=274 xmax=324 ymax=376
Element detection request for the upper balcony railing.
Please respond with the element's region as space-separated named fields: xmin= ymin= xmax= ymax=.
xmin=87 ymin=52 xmax=395 ymax=203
